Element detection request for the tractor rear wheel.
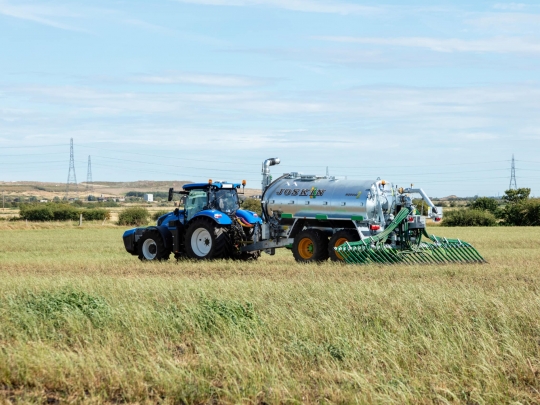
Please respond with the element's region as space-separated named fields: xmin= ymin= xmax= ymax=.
xmin=185 ymin=218 xmax=229 ymax=260
xmin=328 ymin=229 xmax=360 ymax=261
xmin=292 ymin=229 xmax=329 ymax=263
xmin=138 ymin=230 xmax=171 ymax=261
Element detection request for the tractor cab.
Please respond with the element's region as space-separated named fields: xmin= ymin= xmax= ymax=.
xmin=182 ymin=182 xmax=241 ymax=221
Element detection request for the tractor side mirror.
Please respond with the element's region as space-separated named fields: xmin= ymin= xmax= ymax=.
xmin=168 ymin=188 xmax=174 ymax=202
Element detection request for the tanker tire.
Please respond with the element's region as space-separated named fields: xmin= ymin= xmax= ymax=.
xmin=185 ymin=218 xmax=229 ymax=260
xmin=328 ymin=229 xmax=360 ymax=262
xmin=292 ymin=228 xmax=329 ymax=263
xmin=314 ymin=229 xmax=330 ymax=261
xmin=138 ymin=230 xmax=171 ymax=262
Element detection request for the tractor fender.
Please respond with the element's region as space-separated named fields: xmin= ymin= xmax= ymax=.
xmin=236 ymin=209 xmax=263 ymax=225
xmin=158 ymin=210 xmax=186 ymax=227
xmin=123 ymin=227 xmax=145 ymax=255
xmin=190 ymin=210 xmax=233 ymax=226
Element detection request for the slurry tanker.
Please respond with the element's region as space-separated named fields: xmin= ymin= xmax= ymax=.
xmin=122 ymin=158 xmax=484 ymax=265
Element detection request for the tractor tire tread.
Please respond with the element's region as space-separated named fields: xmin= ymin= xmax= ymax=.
xmin=292 ymin=228 xmax=329 ymax=263
xmin=185 ymin=217 xmax=230 ymax=260
xmin=328 ymin=229 xmax=360 ymax=262
xmin=137 ymin=230 xmax=171 ymax=262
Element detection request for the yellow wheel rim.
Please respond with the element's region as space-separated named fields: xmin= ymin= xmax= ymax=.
xmin=298 ymin=237 xmax=314 ymax=260
xmin=334 ymin=237 xmax=349 ymax=260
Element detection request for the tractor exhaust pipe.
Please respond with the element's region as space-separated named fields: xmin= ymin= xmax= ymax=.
xmin=262 ymin=158 xmax=280 ymax=193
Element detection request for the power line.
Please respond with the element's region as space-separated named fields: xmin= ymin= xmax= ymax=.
xmin=91 ymin=155 xmax=518 ymax=178
xmin=90 ymin=162 xmax=261 ymax=182
xmin=0 ymin=165 xmax=67 ymax=174
xmin=0 ymin=144 xmax=66 ymax=149
xmin=0 ymin=160 xmax=67 ymax=166
xmin=92 ymin=155 xmax=254 ymax=174
xmin=90 ymin=159 xmax=539 ymax=182
xmin=81 ymin=145 xmax=260 ymax=167
xmin=79 ymin=144 xmax=510 ymax=169
xmin=0 ymin=152 xmax=66 ymax=157
xmin=332 ymin=168 xmax=509 ymax=178
xmin=90 ymin=161 xmax=540 ymax=185
xmin=309 ymin=160 xmax=510 ymax=170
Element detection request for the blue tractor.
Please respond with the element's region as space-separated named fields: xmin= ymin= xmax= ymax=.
xmin=122 ymin=181 xmax=262 ymax=261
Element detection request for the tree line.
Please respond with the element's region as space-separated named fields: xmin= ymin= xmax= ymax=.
xmin=443 ymin=188 xmax=539 ymax=226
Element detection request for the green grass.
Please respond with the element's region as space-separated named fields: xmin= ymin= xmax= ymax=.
xmin=0 ymin=223 xmax=539 ymax=403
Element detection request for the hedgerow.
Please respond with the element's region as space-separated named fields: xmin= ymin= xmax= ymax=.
xmin=19 ymin=204 xmax=110 ymax=222
xmin=441 ymin=209 xmax=497 ymax=227
xmin=117 ymin=207 xmax=150 ymax=226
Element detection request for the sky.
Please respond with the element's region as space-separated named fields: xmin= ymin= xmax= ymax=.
xmin=0 ymin=0 xmax=539 ymax=197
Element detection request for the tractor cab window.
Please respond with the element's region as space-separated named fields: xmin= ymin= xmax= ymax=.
xmin=212 ymin=189 xmax=239 ymax=213
xmin=186 ymin=190 xmax=208 ymax=221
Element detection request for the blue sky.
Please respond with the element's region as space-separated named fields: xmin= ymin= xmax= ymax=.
xmin=1 ymin=0 xmax=539 ymax=196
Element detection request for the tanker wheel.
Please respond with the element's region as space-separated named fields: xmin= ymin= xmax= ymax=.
xmin=292 ymin=229 xmax=329 ymax=263
xmin=138 ymin=230 xmax=171 ymax=262
xmin=185 ymin=218 xmax=229 ymax=260
xmin=328 ymin=229 xmax=360 ymax=262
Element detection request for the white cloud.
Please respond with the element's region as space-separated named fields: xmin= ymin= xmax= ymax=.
xmin=175 ymin=0 xmax=379 ymax=14
xmin=0 ymin=1 xmax=84 ymax=31
xmin=122 ymin=19 xmax=178 ymax=35
xmin=467 ymin=12 xmax=540 ymax=32
xmin=493 ymin=3 xmax=527 ymax=11
xmin=3 ymin=83 xmax=540 ymax=138
xmin=277 ymin=128 xmax=307 ymax=133
xmin=2 ymin=83 xmax=540 ymax=194
xmin=313 ymin=35 xmax=540 ymax=53
xmin=132 ymin=72 xmax=267 ymax=87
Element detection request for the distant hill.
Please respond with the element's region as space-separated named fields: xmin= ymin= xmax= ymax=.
xmin=0 ymin=180 xmax=260 ymax=198
xmin=439 ymin=195 xmax=458 ymax=201
xmin=89 ymin=180 xmax=192 ymax=190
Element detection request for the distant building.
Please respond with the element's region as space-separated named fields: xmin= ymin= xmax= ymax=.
xmin=144 ymin=194 xmax=153 ymax=202
xmin=39 ymin=199 xmax=48 ymax=203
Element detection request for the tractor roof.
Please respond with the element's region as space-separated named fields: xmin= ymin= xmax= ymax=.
xmin=183 ymin=182 xmax=241 ymax=191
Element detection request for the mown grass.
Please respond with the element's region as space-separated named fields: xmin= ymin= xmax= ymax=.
xmin=0 ymin=223 xmax=539 ymax=404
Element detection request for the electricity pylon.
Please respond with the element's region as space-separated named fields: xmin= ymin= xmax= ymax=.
xmin=65 ymin=138 xmax=78 ymax=199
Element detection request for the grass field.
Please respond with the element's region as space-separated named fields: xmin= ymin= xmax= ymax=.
xmin=0 ymin=223 xmax=539 ymax=404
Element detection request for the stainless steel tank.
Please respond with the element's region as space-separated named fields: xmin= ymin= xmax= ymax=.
xmin=262 ymin=174 xmax=394 ymax=221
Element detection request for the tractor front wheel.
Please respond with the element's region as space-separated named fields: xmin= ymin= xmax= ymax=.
xmin=185 ymin=218 xmax=229 ymax=260
xmin=138 ymin=230 xmax=171 ymax=261
xmin=292 ymin=229 xmax=329 ymax=263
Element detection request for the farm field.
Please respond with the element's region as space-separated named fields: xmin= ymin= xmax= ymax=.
xmin=0 ymin=223 xmax=539 ymax=404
